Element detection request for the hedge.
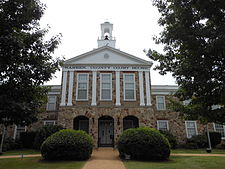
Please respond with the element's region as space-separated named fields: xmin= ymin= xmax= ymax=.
xmin=41 ymin=129 xmax=94 ymax=160
xmin=118 ymin=127 xmax=170 ymax=161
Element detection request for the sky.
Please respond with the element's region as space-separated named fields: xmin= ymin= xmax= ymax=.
xmin=40 ymin=0 xmax=177 ymax=86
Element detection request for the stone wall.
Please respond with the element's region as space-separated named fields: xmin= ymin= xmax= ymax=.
xmin=27 ymin=70 xmax=216 ymax=147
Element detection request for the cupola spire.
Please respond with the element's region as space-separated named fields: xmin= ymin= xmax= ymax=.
xmin=97 ymin=21 xmax=116 ymax=48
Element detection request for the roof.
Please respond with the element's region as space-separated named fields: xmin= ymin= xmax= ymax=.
xmin=63 ymin=46 xmax=153 ymax=66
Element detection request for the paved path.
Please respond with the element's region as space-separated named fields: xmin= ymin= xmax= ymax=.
xmin=82 ymin=148 xmax=126 ymax=169
xmin=0 ymin=154 xmax=41 ymax=159
xmin=171 ymin=153 xmax=225 ymax=157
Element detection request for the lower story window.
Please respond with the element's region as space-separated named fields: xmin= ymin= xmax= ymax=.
xmin=185 ymin=121 xmax=198 ymax=138
xmin=44 ymin=120 xmax=56 ymax=126
xmin=157 ymin=120 xmax=169 ymax=131
xmin=123 ymin=116 xmax=139 ymax=131
xmin=214 ymin=123 xmax=225 ymax=139
xmin=13 ymin=125 xmax=26 ymax=139
xmin=73 ymin=116 xmax=89 ymax=133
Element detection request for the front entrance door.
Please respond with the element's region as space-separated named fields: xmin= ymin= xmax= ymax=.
xmin=98 ymin=117 xmax=114 ymax=147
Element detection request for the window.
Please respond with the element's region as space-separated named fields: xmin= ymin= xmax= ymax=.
xmin=44 ymin=120 xmax=56 ymax=125
xmin=76 ymin=73 xmax=89 ymax=100
xmin=185 ymin=121 xmax=198 ymax=138
xmin=100 ymin=73 xmax=112 ymax=100
xmin=13 ymin=125 xmax=26 ymax=139
xmin=73 ymin=116 xmax=89 ymax=133
xmin=123 ymin=116 xmax=139 ymax=131
xmin=124 ymin=74 xmax=136 ymax=100
xmin=214 ymin=123 xmax=225 ymax=139
xmin=156 ymin=96 xmax=166 ymax=110
xmin=157 ymin=120 xmax=169 ymax=131
xmin=46 ymin=96 xmax=57 ymax=111
xmin=183 ymin=99 xmax=191 ymax=106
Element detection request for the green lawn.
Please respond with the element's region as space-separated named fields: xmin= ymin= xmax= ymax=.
xmin=1 ymin=149 xmax=40 ymax=156
xmin=172 ymin=149 xmax=225 ymax=154
xmin=0 ymin=157 xmax=85 ymax=169
xmin=124 ymin=156 xmax=225 ymax=169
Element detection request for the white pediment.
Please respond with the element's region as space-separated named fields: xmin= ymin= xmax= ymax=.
xmin=64 ymin=46 xmax=152 ymax=66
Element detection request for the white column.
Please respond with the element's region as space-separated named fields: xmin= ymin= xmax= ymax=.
xmin=116 ymin=71 xmax=121 ymax=106
xmin=67 ymin=71 xmax=74 ymax=106
xmin=139 ymin=71 xmax=145 ymax=106
xmin=60 ymin=71 xmax=67 ymax=106
xmin=91 ymin=71 xmax=97 ymax=106
xmin=145 ymin=71 xmax=152 ymax=106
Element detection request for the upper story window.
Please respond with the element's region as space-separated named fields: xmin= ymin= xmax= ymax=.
xmin=100 ymin=73 xmax=112 ymax=100
xmin=124 ymin=73 xmax=136 ymax=101
xmin=185 ymin=121 xmax=198 ymax=138
xmin=214 ymin=123 xmax=225 ymax=139
xmin=76 ymin=73 xmax=89 ymax=100
xmin=47 ymin=96 xmax=57 ymax=111
xmin=157 ymin=120 xmax=169 ymax=131
xmin=156 ymin=96 xmax=166 ymax=110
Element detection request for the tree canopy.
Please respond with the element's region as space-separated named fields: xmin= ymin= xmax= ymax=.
xmin=0 ymin=0 xmax=61 ymax=126
xmin=149 ymin=0 xmax=225 ymax=123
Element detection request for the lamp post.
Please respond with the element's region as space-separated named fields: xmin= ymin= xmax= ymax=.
xmin=206 ymin=123 xmax=212 ymax=153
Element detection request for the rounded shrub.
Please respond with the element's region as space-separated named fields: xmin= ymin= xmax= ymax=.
xmin=118 ymin=127 xmax=170 ymax=161
xmin=41 ymin=129 xmax=93 ymax=161
xmin=159 ymin=130 xmax=177 ymax=149
xmin=186 ymin=134 xmax=207 ymax=148
xmin=34 ymin=125 xmax=64 ymax=149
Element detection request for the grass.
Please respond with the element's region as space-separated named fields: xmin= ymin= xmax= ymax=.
xmin=1 ymin=149 xmax=40 ymax=156
xmin=124 ymin=156 xmax=225 ymax=169
xmin=0 ymin=157 xmax=85 ymax=169
xmin=172 ymin=149 xmax=225 ymax=154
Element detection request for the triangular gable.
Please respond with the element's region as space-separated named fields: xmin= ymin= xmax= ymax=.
xmin=64 ymin=46 xmax=152 ymax=66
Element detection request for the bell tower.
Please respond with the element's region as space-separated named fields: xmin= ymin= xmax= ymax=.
xmin=97 ymin=21 xmax=116 ymax=48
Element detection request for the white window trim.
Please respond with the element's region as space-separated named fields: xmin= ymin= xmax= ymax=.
xmin=156 ymin=96 xmax=166 ymax=110
xmin=46 ymin=95 xmax=57 ymax=111
xmin=185 ymin=121 xmax=198 ymax=138
xmin=157 ymin=120 xmax=169 ymax=131
xmin=123 ymin=73 xmax=136 ymax=101
xmin=43 ymin=120 xmax=56 ymax=125
xmin=100 ymin=73 xmax=112 ymax=101
xmin=213 ymin=123 xmax=225 ymax=140
xmin=76 ymin=73 xmax=89 ymax=101
xmin=13 ymin=125 xmax=27 ymax=139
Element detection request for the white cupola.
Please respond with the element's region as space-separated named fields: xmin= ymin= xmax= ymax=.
xmin=97 ymin=21 xmax=116 ymax=48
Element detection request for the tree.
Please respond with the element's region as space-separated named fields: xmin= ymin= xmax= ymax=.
xmin=148 ymin=0 xmax=225 ymax=124
xmin=0 ymin=0 xmax=61 ymax=153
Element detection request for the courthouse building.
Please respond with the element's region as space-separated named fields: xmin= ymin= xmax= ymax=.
xmin=13 ymin=22 xmax=225 ymax=147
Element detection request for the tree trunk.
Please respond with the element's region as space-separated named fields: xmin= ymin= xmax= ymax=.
xmin=0 ymin=125 xmax=6 ymax=154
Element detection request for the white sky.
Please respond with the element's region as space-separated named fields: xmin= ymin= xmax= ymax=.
xmin=40 ymin=0 xmax=176 ymax=86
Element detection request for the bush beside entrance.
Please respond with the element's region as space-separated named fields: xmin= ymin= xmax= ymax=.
xmin=41 ymin=129 xmax=94 ymax=161
xmin=118 ymin=127 xmax=170 ymax=161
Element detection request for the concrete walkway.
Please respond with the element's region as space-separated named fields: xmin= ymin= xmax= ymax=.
xmin=0 ymin=154 xmax=41 ymax=159
xmin=171 ymin=153 xmax=225 ymax=157
xmin=82 ymin=148 xmax=126 ymax=169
